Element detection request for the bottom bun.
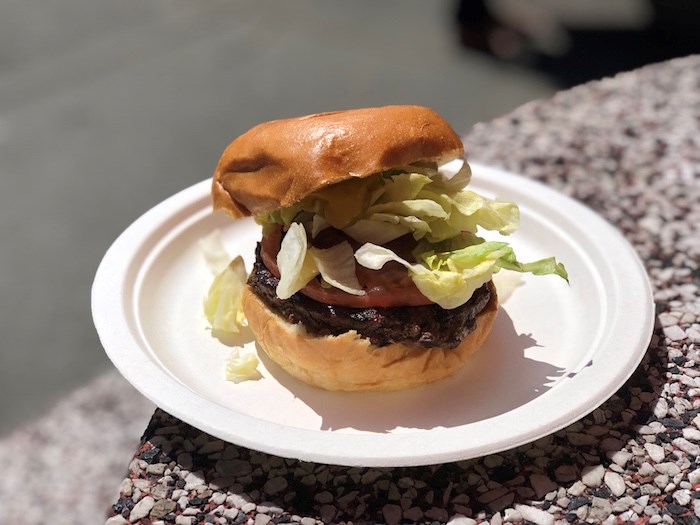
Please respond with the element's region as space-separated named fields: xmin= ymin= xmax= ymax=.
xmin=242 ymin=282 xmax=498 ymax=392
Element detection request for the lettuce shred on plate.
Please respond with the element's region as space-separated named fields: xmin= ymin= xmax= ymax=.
xmin=225 ymin=347 xmax=261 ymax=383
xmin=257 ymin=161 xmax=568 ymax=310
xmin=203 ymin=255 xmax=248 ymax=333
xmin=201 ymin=234 xmax=261 ymax=383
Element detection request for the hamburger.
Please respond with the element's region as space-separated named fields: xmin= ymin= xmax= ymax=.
xmin=209 ymin=105 xmax=567 ymax=391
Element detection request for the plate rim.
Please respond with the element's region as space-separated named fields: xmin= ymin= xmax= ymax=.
xmin=91 ymin=163 xmax=655 ymax=466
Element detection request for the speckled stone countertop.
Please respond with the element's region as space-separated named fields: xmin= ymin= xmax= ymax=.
xmin=106 ymin=56 xmax=700 ymax=525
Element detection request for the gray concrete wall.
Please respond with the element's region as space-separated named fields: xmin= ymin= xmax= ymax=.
xmin=0 ymin=0 xmax=557 ymax=435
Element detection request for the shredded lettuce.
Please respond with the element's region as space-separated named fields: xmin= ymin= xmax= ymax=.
xmin=311 ymin=214 xmax=330 ymax=238
xmin=204 ymin=256 xmax=248 ymax=332
xmin=415 ymin=239 xmax=567 ymax=308
xmin=355 ymin=237 xmax=567 ymax=309
xmin=225 ymin=347 xmax=261 ymax=383
xmin=257 ymin=160 xmax=568 ymax=308
xmin=310 ymin=241 xmax=365 ymax=296
xmin=275 ymin=227 xmax=366 ymax=297
xmin=275 ymin=222 xmax=319 ymax=299
xmin=363 ymin=166 xmax=519 ymax=243
xmin=354 ymin=243 xmax=491 ymax=309
xmin=493 ymin=250 xmax=569 ymax=279
xmin=342 ymin=218 xmax=410 ymax=244
xmin=354 ymin=243 xmax=427 ymax=274
xmin=201 ymin=234 xmax=260 ymax=382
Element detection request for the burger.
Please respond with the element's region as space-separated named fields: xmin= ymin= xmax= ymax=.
xmin=209 ymin=105 xmax=567 ymax=391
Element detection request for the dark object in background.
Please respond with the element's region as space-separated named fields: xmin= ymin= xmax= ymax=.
xmin=455 ymin=0 xmax=700 ymax=87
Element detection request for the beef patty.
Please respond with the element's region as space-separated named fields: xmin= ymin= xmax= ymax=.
xmin=247 ymin=245 xmax=493 ymax=349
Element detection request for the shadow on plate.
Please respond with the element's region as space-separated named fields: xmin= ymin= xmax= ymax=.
xmin=258 ymin=308 xmax=568 ymax=433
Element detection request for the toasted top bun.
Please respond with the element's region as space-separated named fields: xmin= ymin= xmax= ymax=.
xmin=212 ymin=105 xmax=464 ymax=218
xmin=243 ymin=283 xmax=498 ymax=392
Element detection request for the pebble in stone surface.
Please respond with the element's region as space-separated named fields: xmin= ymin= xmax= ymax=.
xmin=645 ymin=443 xmax=666 ymax=463
xmin=604 ymin=471 xmax=626 ymax=497
xmin=581 ymin=465 xmax=604 ymax=488
xmin=128 ymin=495 xmax=154 ymax=521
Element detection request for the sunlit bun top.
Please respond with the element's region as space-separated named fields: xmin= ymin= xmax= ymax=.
xmin=212 ymin=105 xmax=464 ymax=218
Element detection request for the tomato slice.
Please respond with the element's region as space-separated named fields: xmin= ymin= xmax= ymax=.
xmin=260 ymin=225 xmax=432 ymax=307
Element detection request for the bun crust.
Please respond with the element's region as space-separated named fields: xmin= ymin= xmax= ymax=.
xmin=213 ymin=106 xmax=464 ymax=218
xmin=242 ymin=283 xmax=498 ymax=392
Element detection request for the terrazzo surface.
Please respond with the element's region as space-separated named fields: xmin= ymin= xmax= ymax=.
xmin=103 ymin=56 xmax=700 ymax=524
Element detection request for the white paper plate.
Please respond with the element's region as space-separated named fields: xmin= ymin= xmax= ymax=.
xmin=92 ymin=163 xmax=654 ymax=467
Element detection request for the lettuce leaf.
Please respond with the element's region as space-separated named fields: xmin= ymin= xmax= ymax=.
xmin=434 ymin=159 xmax=472 ymax=192
xmin=419 ymin=237 xmax=568 ymax=281
xmin=310 ymin=241 xmax=365 ymax=296
xmin=311 ymin=214 xmax=330 ymax=238
xmin=204 ymin=256 xmax=248 ymax=332
xmin=381 ymin=172 xmax=433 ymax=201
xmin=355 ymin=237 xmax=567 ymax=309
xmin=225 ymin=347 xmax=261 ymax=383
xmin=342 ymin=218 xmax=410 ymax=244
xmin=354 ymin=243 xmax=493 ymax=309
xmin=354 ymin=243 xmax=428 ymax=275
xmin=275 ymin=222 xmax=319 ymax=299
xmin=276 ymin=225 xmax=368 ymax=297
xmin=494 ymin=250 xmax=569 ymax=280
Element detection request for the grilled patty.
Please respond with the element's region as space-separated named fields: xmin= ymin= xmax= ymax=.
xmin=247 ymin=245 xmax=492 ymax=349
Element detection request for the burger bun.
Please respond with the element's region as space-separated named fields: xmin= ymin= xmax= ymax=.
xmin=242 ymin=283 xmax=498 ymax=392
